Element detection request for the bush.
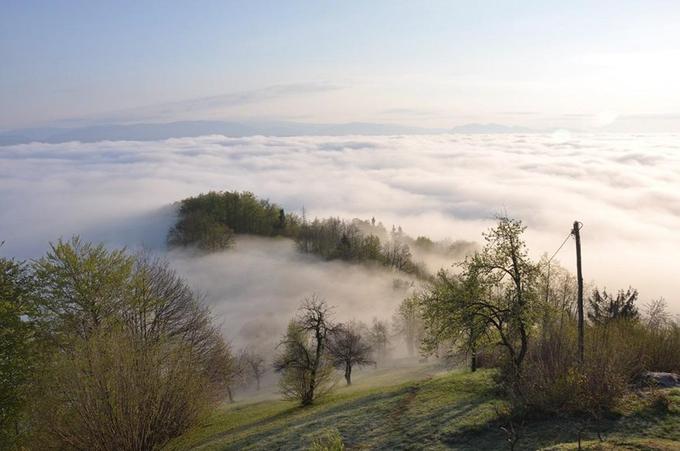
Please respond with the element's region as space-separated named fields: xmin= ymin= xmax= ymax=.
xmin=30 ymin=328 xmax=215 ymax=450
xmin=510 ymin=318 xmax=673 ymax=418
xmin=23 ymin=238 xmax=235 ymax=450
xmin=307 ymin=428 xmax=345 ymax=451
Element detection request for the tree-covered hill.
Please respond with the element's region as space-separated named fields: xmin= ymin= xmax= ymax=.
xmin=167 ymin=191 xmax=475 ymax=278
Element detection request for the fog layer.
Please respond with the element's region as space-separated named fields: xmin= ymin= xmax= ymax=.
xmin=1 ymin=133 xmax=679 ymax=312
xmin=168 ymin=238 xmax=414 ymax=348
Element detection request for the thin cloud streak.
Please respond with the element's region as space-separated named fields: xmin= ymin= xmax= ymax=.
xmin=46 ymin=82 xmax=345 ymax=127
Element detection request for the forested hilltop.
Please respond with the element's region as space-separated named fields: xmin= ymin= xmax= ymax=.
xmin=167 ymin=190 xmax=475 ymax=278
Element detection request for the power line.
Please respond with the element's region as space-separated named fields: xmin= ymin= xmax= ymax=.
xmin=542 ymin=225 xmax=578 ymax=304
xmin=543 ymin=230 xmax=573 ymax=267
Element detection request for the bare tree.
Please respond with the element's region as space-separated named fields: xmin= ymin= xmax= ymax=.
xmin=368 ymin=318 xmax=390 ymax=366
xmin=645 ymin=298 xmax=670 ymax=329
xmin=274 ymin=296 xmax=337 ymax=405
xmin=240 ymin=348 xmax=267 ymax=391
xmin=327 ymin=321 xmax=374 ymax=385
xmin=392 ymin=295 xmax=423 ymax=357
xmin=381 ymin=240 xmax=413 ymax=272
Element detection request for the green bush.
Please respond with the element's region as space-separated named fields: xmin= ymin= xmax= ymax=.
xmin=22 ymin=238 xmax=235 ymax=450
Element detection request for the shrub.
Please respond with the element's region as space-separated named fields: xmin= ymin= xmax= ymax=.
xmin=30 ymin=329 xmax=215 ymax=450
xmin=25 ymin=238 xmax=235 ymax=450
xmin=307 ymin=428 xmax=345 ymax=451
xmin=511 ymin=318 xmax=670 ymax=418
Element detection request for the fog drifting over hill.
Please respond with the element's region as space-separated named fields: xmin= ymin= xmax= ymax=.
xmin=1 ymin=132 xmax=679 ymax=323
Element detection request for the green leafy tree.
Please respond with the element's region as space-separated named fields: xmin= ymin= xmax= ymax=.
xmin=168 ymin=214 xmax=234 ymax=251
xmin=168 ymin=191 xmax=301 ymax=249
xmin=420 ymin=217 xmax=538 ymax=376
xmin=420 ymin=270 xmax=489 ymax=371
xmin=464 ymin=217 xmax=539 ymax=375
xmin=32 ymin=237 xmax=134 ymax=343
xmin=0 ymin=256 xmax=37 ymax=447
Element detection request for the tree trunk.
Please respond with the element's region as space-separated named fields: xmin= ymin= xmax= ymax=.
xmin=304 ymin=329 xmax=325 ymax=406
xmin=470 ymin=350 xmax=477 ymax=372
xmin=227 ymin=386 xmax=234 ymax=403
xmin=302 ymin=390 xmax=313 ymax=406
xmin=304 ymin=380 xmax=315 ymax=406
xmin=345 ymin=363 xmax=352 ymax=385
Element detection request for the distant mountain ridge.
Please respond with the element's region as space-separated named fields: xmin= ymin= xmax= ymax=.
xmin=0 ymin=121 xmax=538 ymax=145
xmin=449 ymin=123 xmax=535 ymax=133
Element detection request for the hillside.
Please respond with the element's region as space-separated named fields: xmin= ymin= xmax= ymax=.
xmin=165 ymin=366 xmax=680 ymax=451
xmin=167 ymin=190 xmax=475 ymax=277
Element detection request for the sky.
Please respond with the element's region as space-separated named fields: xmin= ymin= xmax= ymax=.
xmin=2 ymin=1 xmax=680 ymax=131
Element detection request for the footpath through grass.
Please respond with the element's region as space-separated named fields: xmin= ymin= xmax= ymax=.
xmin=166 ymin=365 xmax=680 ymax=450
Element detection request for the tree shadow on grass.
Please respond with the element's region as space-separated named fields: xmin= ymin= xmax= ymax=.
xmin=442 ymin=398 xmax=680 ymax=451
xmin=203 ymin=385 xmax=418 ymax=450
xmin=222 ymin=383 xmax=505 ymax=450
xmin=192 ymin=377 xmax=680 ymax=451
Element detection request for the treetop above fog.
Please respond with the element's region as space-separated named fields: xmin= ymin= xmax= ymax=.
xmin=167 ymin=190 xmax=476 ymax=278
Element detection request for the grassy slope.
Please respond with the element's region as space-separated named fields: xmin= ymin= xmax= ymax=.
xmin=166 ymin=366 xmax=680 ymax=451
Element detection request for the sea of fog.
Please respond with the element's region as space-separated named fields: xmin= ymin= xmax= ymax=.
xmin=1 ymin=132 xmax=679 ymax=344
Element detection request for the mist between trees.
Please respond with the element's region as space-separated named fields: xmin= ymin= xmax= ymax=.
xmin=2 ymin=192 xmax=679 ymax=450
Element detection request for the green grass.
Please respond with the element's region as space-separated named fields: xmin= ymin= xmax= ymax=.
xmin=165 ymin=366 xmax=680 ymax=451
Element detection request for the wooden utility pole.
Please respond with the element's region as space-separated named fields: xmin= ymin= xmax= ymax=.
xmin=572 ymin=221 xmax=584 ymax=364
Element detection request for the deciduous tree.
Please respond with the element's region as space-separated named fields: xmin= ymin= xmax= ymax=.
xmin=274 ymin=296 xmax=336 ymax=405
xmin=327 ymin=321 xmax=373 ymax=385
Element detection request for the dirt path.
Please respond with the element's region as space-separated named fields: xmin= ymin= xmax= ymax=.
xmin=387 ymin=375 xmax=434 ymax=436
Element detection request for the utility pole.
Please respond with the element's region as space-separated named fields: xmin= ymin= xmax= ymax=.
xmin=572 ymin=221 xmax=584 ymax=364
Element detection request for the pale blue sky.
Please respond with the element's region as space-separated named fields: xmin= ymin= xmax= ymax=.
xmin=2 ymin=1 xmax=680 ymax=130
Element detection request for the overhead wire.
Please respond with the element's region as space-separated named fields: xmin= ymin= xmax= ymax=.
xmin=542 ymin=224 xmax=580 ymax=302
xmin=546 ymin=230 xmax=573 ymax=266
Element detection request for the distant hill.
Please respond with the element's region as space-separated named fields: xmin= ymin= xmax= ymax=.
xmin=0 ymin=121 xmax=446 ymax=145
xmin=0 ymin=121 xmax=542 ymax=145
xmin=450 ymin=123 xmax=537 ymax=133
